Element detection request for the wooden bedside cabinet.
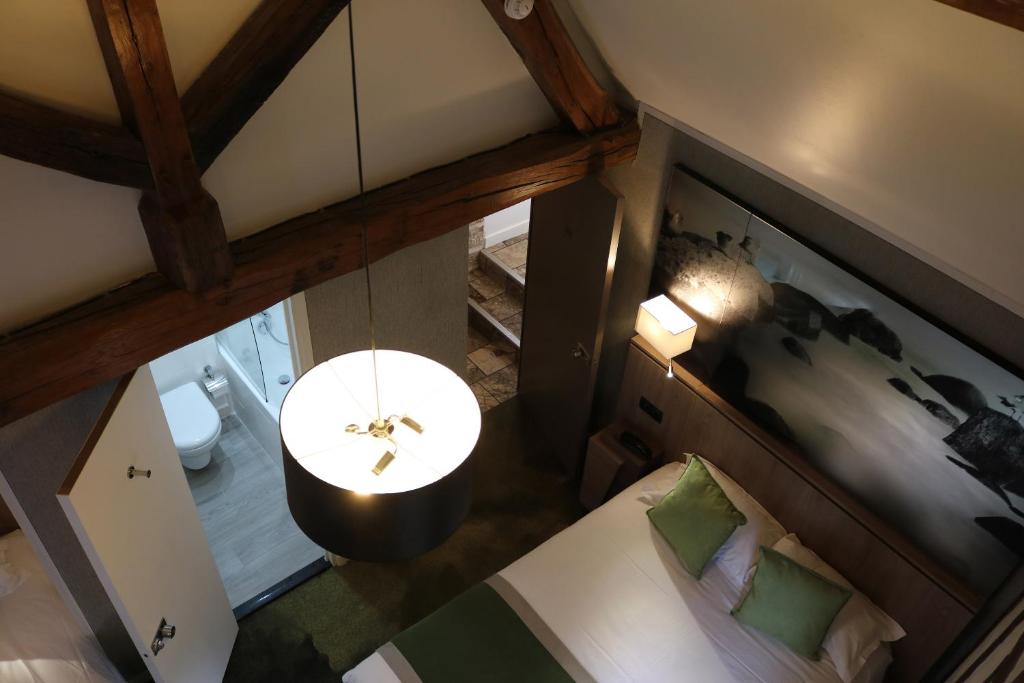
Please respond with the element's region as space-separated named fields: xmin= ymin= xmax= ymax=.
xmin=580 ymin=423 xmax=662 ymax=510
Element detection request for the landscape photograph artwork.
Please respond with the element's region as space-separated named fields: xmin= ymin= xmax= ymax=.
xmin=654 ymin=168 xmax=1024 ymax=594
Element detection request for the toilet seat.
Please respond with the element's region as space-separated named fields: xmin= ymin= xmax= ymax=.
xmin=159 ymin=382 xmax=222 ymax=453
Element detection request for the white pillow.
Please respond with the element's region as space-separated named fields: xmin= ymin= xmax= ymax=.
xmin=700 ymin=457 xmax=786 ymax=589
xmin=849 ymin=643 xmax=892 ymax=683
xmin=637 ymin=460 xmax=685 ymax=506
xmin=772 ymin=534 xmax=905 ymax=683
xmin=638 ymin=455 xmax=786 ymax=589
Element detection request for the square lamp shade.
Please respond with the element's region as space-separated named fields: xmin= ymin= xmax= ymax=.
xmin=636 ymin=295 xmax=697 ymax=362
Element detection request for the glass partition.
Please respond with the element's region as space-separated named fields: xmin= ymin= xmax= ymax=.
xmin=216 ymin=318 xmax=267 ymax=401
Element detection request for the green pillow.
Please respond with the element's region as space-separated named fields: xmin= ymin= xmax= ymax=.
xmin=647 ymin=458 xmax=746 ymax=578
xmin=732 ymin=546 xmax=852 ymax=659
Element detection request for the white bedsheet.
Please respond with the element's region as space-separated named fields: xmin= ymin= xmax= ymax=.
xmin=345 ymin=465 xmax=879 ymax=683
xmin=0 ymin=530 xmax=123 ymax=683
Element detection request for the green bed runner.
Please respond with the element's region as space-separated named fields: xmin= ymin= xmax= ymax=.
xmin=387 ymin=579 xmax=578 ymax=683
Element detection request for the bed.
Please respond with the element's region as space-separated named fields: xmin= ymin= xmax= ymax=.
xmin=346 ymin=341 xmax=978 ymax=682
xmin=0 ymin=528 xmax=123 ymax=683
xmin=346 ymin=462 xmax=892 ymax=683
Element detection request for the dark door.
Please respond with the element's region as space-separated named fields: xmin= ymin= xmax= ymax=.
xmin=518 ymin=175 xmax=623 ymax=476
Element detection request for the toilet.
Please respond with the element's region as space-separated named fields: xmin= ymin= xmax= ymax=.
xmin=159 ymin=382 xmax=222 ymax=470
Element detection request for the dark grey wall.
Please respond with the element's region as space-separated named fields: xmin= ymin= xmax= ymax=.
xmin=0 ymin=380 xmax=145 ymax=678
xmin=304 ymin=227 xmax=469 ymax=376
xmin=593 ymin=115 xmax=675 ymax=427
xmin=593 ymin=113 xmax=1024 ymax=426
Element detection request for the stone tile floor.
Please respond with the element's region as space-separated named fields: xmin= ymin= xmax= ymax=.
xmin=467 ymin=234 xmax=527 ymax=413
xmin=487 ymin=236 xmax=529 ymax=274
xmin=467 ymin=326 xmax=518 ymax=413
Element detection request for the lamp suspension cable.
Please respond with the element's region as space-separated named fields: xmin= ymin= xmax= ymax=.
xmin=347 ymin=4 xmax=382 ymax=422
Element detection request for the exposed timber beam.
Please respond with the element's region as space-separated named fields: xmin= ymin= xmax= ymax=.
xmin=0 ymin=91 xmax=152 ymax=188
xmin=0 ymin=119 xmax=640 ymax=427
xmin=934 ymin=0 xmax=1024 ymax=32
xmin=183 ymin=0 xmax=351 ymax=172
xmin=87 ymin=0 xmax=232 ymax=292
xmin=480 ymin=0 xmax=620 ymax=133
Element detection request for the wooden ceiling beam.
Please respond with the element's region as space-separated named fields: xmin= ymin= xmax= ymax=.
xmin=0 ymin=119 xmax=639 ymax=427
xmin=0 ymin=91 xmax=152 ymax=188
xmin=0 ymin=0 xmax=348 ymax=185
xmin=87 ymin=0 xmax=232 ymax=292
xmin=934 ymin=0 xmax=1024 ymax=32
xmin=183 ymin=0 xmax=351 ymax=172
xmin=480 ymin=0 xmax=620 ymax=133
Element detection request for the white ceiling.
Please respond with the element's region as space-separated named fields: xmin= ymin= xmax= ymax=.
xmin=568 ymin=0 xmax=1024 ymax=317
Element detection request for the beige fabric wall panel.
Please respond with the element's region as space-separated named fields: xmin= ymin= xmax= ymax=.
xmin=304 ymin=227 xmax=469 ymax=378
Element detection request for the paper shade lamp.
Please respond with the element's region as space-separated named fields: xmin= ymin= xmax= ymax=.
xmin=280 ymin=350 xmax=481 ymax=561
xmin=635 ymin=295 xmax=698 ymax=377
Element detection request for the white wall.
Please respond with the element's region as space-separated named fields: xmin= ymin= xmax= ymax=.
xmin=0 ymin=155 xmax=153 ymax=336
xmin=148 ymin=336 xmax=220 ymax=395
xmin=484 ymin=199 xmax=531 ymax=247
xmin=569 ymin=0 xmax=1024 ymax=318
xmin=0 ymin=1 xmax=557 ymax=333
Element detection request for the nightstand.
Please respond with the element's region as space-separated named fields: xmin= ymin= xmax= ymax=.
xmin=580 ymin=423 xmax=663 ymax=510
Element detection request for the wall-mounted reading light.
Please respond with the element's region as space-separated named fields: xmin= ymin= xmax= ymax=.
xmin=635 ymin=295 xmax=698 ymax=378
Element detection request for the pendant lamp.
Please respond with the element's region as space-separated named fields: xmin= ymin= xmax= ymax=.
xmin=280 ymin=5 xmax=481 ymax=562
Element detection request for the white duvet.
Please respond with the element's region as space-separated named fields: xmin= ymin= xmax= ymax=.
xmin=346 ymin=464 xmax=890 ymax=683
xmin=0 ymin=530 xmax=122 ymax=683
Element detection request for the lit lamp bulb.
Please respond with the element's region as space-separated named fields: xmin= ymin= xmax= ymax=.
xmin=635 ymin=295 xmax=698 ymax=378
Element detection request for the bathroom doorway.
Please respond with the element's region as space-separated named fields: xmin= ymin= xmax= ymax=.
xmin=147 ymin=294 xmax=324 ymax=616
xmin=466 ymin=199 xmax=530 ymax=414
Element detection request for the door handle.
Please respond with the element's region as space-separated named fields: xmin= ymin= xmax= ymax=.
xmin=570 ymin=343 xmax=591 ymax=362
xmin=127 ymin=466 xmax=151 ymax=480
xmin=151 ymin=618 xmax=176 ymax=656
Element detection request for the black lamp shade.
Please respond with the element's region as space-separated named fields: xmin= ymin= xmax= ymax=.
xmin=283 ymin=440 xmax=472 ymax=562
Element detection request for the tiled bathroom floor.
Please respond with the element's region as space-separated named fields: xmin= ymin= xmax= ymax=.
xmin=186 ymin=416 xmax=322 ymax=608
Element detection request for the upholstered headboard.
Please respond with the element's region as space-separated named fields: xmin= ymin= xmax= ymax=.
xmin=618 ymin=339 xmax=979 ymax=682
xmin=0 ymin=495 xmax=17 ymax=536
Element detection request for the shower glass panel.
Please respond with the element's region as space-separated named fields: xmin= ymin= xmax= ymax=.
xmin=216 ymin=319 xmax=268 ymax=401
xmin=250 ymin=303 xmax=294 ymax=414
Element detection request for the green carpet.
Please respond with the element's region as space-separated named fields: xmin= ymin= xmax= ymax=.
xmin=223 ymin=398 xmax=583 ymax=682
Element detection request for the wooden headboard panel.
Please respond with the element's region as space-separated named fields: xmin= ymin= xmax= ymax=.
xmin=618 ymin=340 xmax=979 ymax=682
